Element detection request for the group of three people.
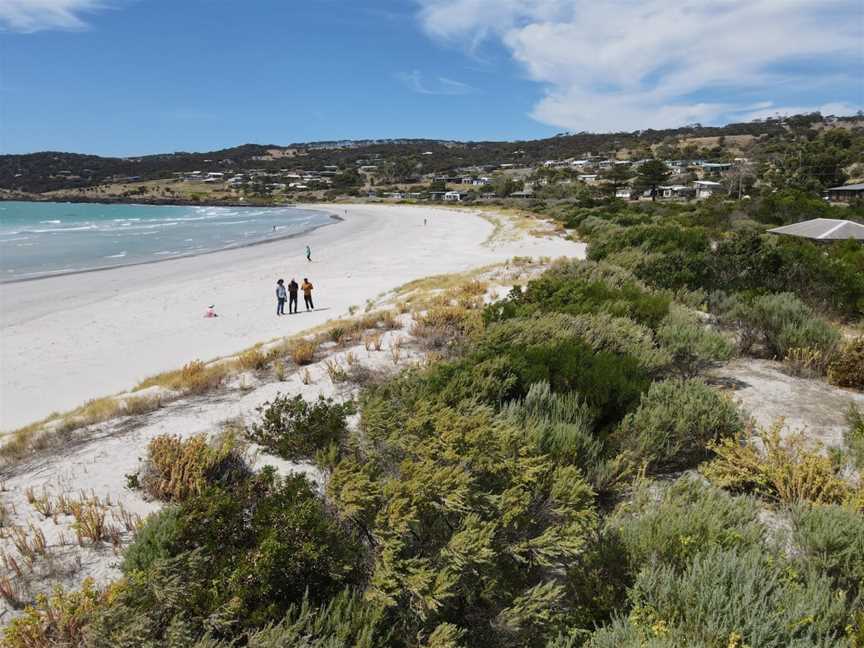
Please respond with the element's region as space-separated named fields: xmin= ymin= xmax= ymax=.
xmin=276 ymin=277 xmax=314 ymax=315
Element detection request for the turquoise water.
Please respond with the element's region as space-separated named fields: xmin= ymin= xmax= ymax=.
xmin=0 ymin=201 xmax=333 ymax=281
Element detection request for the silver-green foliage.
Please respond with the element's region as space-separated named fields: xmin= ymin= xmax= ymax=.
xmin=614 ymin=378 xmax=744 ymax=472
xmin=655 ymin=305 xmax=733 ymax=377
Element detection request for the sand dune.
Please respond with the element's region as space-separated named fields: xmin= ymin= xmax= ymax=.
xmin=0 ymin=204 xmax=584 ymax=431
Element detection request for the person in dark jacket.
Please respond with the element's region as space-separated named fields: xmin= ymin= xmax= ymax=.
xmin=302 ymin=278 xmax=314 ymax=311
xmin=276 ymin=279 xmax=287 ymax=315
xmin=288 ymin=278 xmax=299 ymax=314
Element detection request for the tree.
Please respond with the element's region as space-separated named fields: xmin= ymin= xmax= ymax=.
xmin=634 ymin=159 xmax=671 ymax=201
xmin=599 ymin=164 xmax=632 ymax=197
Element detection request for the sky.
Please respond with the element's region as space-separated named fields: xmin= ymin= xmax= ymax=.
xmin=1 ymin=0 xmax=862 ymax=156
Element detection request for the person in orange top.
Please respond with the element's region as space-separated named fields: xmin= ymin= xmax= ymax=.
xmin=301 ymin=278 xmax=314 ymax=311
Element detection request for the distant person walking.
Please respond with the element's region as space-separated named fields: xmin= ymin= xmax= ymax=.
xmin=302 ymin=278 xmax=314 ymax=311
xmin=276 ymin=279 xmax=287 ymax=315
xmin=288 ymin=278 xmax=299 ymax=314
xmin=305 ymin=245 xmax=312 ymax=262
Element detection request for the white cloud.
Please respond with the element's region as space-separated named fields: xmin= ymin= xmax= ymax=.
xmin=397 ymin=70 xmax=474 ymax=95
xmin=0 ymin=0 xmax=111 ymax=33
xmin=415 ymin=0 xmax=863 ymax=131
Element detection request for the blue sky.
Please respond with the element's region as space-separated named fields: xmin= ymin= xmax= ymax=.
xmin=1 ymin=0 xmax=862 ymax=156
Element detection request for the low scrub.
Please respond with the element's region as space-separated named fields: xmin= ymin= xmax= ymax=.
xmin=828 ymin=336 xmax=864 ymax=390
xmin=588 ymin=547 xmax=853 ymax=648
xmin=137 ymin=360 xmax=228 ymax=395
xmin=655 ymin=306 xmax=733 ymax=377
xmin=136 ymin=431 xmax=249 ymax=502
xmin=790 ymin=503 xmax=864 ymax=601
xmin=121 ymin=507 xmax=182 ymax=574
xmin=2 ymin=580 xmax=106 ymax=648
xmin=610 ymin=478 xmax=764 ymax=572
xmin=845 ymin=405 xmax=864 ymax=471
xmin=614 ymin=378 xmax=744 ymax=473
xmin=723 ymin=292 xmax=840 ymax=361
xmin=701 ymin=422 xmax=852 ymax=505
xmin=248 ymin=394 xmax=353 ymax=460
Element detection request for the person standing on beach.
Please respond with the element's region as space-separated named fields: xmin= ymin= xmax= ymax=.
xmin=288 ymin=278 xmax=299 ymax=314
xmin=302 ymin=278 xmax=314 ymax=311
xmin=276 ymin=279 xmax=287 ymax=316
xmin=305 ymin=245 xmax=312 ymax=262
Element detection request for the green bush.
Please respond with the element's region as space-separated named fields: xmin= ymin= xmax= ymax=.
xmin=248 ymin=394 xmax=354 ymax=460
xmin=723 ymin=292 xmax=840 ymax=359
xmin=610 ymin=478 xmax=763 ymax=571
xmin=588 ymin=547 xmax=852 ymax=647
xmin=189 ymin=589 xmax=390 ymax=648
xmin=845 ymin=405 xmax=864 ymax=471
xmin=655 ymin=306 xmax=733 ymax=377
xmin=828 ymin=337 xmax=864 ymax=390
xmin=121 ymin=507 xmax=181 ymax=574
xmin=440 ymin=316 xmax=652 ymax=426
xmin=486 ymin=260 xmax=671 ymax=329
xmin=791 ymin=503 xmax=864 ymax=601
xmin=90 ymin=472 xmax=363 ymax=644
xmin=614 ymin=378 xmax=744 ymax=472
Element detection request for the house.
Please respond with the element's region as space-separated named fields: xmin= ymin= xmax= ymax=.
xmin=578 ymin=174 xmax=599 ymax=184
xmin=768 ymin=218 xmax=864 ymax=242
xmin=701 ymin=162 xmax=732 ymax=174
xmin=825 ymin=183 xmax=864 ymax=204
xmin=443 ymin=191 xmax=463 ymax=202
xmin=471 ymin=177 xmax=491 ymax=186
xmin=658 ymin=185 xmax=694 ymax=199
xmin=615 ymin=188 xmax=633 ymax=200
xmin=693 ymin=180 xmax=723 ymax=199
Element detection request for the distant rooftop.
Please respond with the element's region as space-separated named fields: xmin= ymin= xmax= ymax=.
xmin=768 ymin=218 xmax=864 ymax=241
xmin=826 ymin=183 xmax=864 ymax=191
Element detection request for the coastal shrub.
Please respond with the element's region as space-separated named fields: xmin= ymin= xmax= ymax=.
xmin=501 ymin=381 xmax=600 ymax=467
xmin=655 ymin=306 xmax=733 ymax=377
xmin=248 ymin=393 xmax=353 ymax=460
xmin=236 ymin=347 xmax=270 ymax=372
xmin=614 ymin=378 xmax=743 ymax=472
xmin=828 ymin=337 xmax=864 ymax=389
xmin=187 ymin=589 xmax=390 ymax=648
xmin=137 ymin=431 xmax=250 ymax=502
xmin=723 ymin=292 xmax=840 ymax=359
xmin=121 ymin=507 xmax=182 ymax=574
xmin=290 ymin=340 xmax=317 ymax=365
xmin=430 ymin=314 xmax=654 ymax=425
xmin=486 ymin=260 xmax=671 ymax=329
xmin=790 ymin=503 xmax=864 ymax=600
xmin=165 ymin=360 xmax=229 ymax=395
xmin=328 ymin=326 xmax=347 ymax=345
xmin=846 ymin=405 xmax=864 ymax=470
xmin=2 ymin=579 xmax=106 ymax=648
xmin=702 ymin=422 xmax=851 ymax=505
xmin=609 ymin=478 xmax=763 ymax=572
xmin=327 ymin=400 xmax=598 ymax=645
xmin=587 ymin=547 xmax=852 ymax=648
xmin=90 ymin=473 xmax=362 ymax=643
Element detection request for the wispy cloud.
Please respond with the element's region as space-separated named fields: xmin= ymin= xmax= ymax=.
xmin=0 ymin=0 xmax=113 ymax=33
xmin=397 ymin=70 xmax=475 ymax=95
xmin=414 ymin=0 xmax=863 ymax=131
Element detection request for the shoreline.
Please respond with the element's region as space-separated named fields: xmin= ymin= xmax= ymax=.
xmin=0 ymin=210 xmax=343 ymax=285
xmin=0 ymin=204 xmax=585 ymax=431
xmin=0 ymin=194 xmax=308 ymax=208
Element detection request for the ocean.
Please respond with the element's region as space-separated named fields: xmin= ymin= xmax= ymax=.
xmin=0 ymin=201 xmax=334 ymax=281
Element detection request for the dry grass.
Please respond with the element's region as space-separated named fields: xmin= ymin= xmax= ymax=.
xmin=122 ymin=394 xmax=162 ymax=416
xmin=301 ymin=368 xmax=313 ymax=385
xmin=324 ymin=359 xmax=348 ymax=384
xmin=235 ymin=347 xmax=270 ymax=372
xmin=379 ymin=310 xmax=402 ymax=330
xmin=364 ymin=332 xmax=383 ymax=352
xmin=389 ymin=337 xmax=404 ymax=366
xmin=291 ymin=340 xmax=318 ymax=365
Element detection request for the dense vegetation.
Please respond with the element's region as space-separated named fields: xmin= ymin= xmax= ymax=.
xmin=6 ymin=190 xmax=864 ymax=646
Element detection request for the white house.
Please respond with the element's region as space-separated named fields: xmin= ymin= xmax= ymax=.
xmin=693 ymin=180 xmax=723 ymax=199
xmin=443 ymin=191 xmax=463 ymax=202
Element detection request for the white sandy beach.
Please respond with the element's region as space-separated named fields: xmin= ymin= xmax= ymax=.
xmin=0 ymin=204 xmax=583 ymax=431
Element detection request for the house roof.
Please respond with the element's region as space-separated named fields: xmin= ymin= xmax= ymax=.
xmin=826 ymin=183 xmax=864 ymax=192
xmin=768 ymin=218 xmax=864 ymax=241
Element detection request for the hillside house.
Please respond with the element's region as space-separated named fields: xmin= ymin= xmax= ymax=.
xmin=443 ymin=191 xmax=464 ymax=202
xmin=658 ymin=185 xmax=694 ymax=199
xmin=768 ymin=218 xmax=864 ymax=242
xmin=693 ymin=180 xmax=723 ymax=199
xmin=825 ymin=183 xmax=864 ymax=203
